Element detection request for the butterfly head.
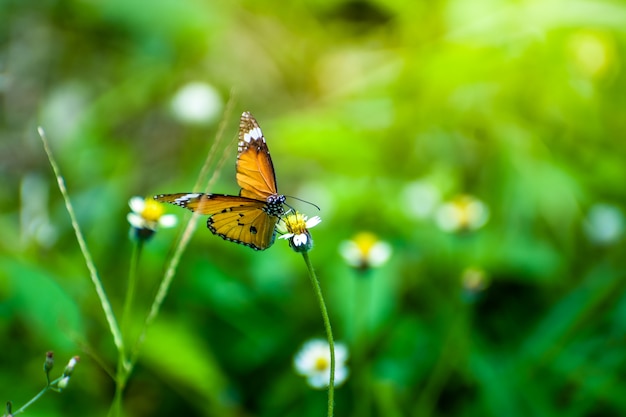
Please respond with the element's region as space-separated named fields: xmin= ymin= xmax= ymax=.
xmin=264 ymin=193 xmax=287 ymax=217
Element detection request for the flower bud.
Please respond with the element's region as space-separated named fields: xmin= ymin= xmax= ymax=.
xmin=62 ymin=356 xmax=80 ymax=377
xmin=44 ymin=351 xmax=54 ymax=374
xmin=57 ymin=376 xmax=70 ymax=390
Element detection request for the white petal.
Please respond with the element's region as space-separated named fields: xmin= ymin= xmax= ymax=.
xmin=434 ymin=203 xmax=461 ymax=232
xmin=127 ymin=213 xmax=146 ymax=229
xmin=333 ymin=342 xmax=349 ymax=364
xmin=369 ymin=242 xmax=392 ymax=267
xmin=129 ymin=196 xmax=146 ymax=213
xmin=279 ymin=233 xmax=294 ymax=240
xmin=307 ymin=372 xmax=330 ymax=389
xmin=466 ymin=200 xmax=489 ymax=230
xmin=158 ymin=214 xmax=178 ymax=228
xmin=293 ymin=233 xmax=308 ymax=246
xmin=306 ymin=216 xmax=322 ymax=228
xmin=333 ymin=365 xmax=349 ymax=386
xmin=275 ymin=221 xmax=288 ymax=234
xmin=338 ymin=241 xmax=363 ymax=267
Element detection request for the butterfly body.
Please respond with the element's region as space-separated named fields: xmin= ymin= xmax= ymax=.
xmin=155 ymin=112 xmax=286 ymax=250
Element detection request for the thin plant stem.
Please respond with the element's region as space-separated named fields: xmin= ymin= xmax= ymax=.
xmin=302 ymin=251 xmax=335 ymax=417
xmin=109 ymin=360 xmax=127 ymax=417
xmin=129 ymin=94 xmax=236 ymax=369
xmin=12 ymin=387 xmax=49 ymax=416
xmin=38 ymin=127 xmax=124 ymax=354
xmin=12 ymin=376 xmax=63 ymax=416
xmin=109 ymin=239 xmax=143 ymax=417
xmin=121 ymin=239 xmax=143 ymax=346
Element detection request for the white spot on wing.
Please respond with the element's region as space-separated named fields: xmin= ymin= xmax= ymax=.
xmin=176 ymin=193 xmax=200 ymax=203
xmin=243 ymin=126 xmax=264 ymax=143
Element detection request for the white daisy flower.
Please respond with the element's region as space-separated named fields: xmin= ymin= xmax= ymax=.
xmin=339 ymin=232 xmax=391 ymax=272
xmin=294 ymin=339 xmax=349 ymax=389
xmin=584 ymin=203 xmax=624 ymax=245
xmin=127 ymin=196 xmax=177 ymax=240
xmin=277 ymin=212 xmax=322 ymax=252
xmin=435 ymin=194 xmax=489 ymax=232
xmin=170 ymin=81 xmax=223 ymax=125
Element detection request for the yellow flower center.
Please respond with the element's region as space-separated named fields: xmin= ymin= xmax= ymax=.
xmin=352 ymin=232 xmax=379 ymax=256
xmin=314 ymin=356 xmax=329 ymax=371
xmin=284 ymin=212 xmax=308 ymax=235
xmin=141 ymin=199 xmax=165 ymax=222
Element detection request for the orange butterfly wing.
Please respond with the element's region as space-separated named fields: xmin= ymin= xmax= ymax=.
xmin=153 ymin=193 xmax=279 ymax=250
xmin=237 ymin=111 xmax=279 ymax=199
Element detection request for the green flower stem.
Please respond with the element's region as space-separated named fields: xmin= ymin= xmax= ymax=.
xmin=12 ymin=376 xmax=63 ymax=415
xmin=121 ymin=239 xmax=143 ymax=348
xmin=110 ymin=364 xmax=127 ymax=417
xmin=128 ymin=97 xmax=235 ymax=371
xmin=302 ymin=251 xmax=335 ymax=417
xmin=110 ymin=239 xmax=143 ymax=417
xmin=38 ymin=127 xmax=124 ymax=354
xmin=12 ymin=386 xmax=49 ymax=416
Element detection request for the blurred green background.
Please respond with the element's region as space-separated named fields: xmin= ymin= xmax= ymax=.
xmin=2 ymin=0 xmax=626 ymax=416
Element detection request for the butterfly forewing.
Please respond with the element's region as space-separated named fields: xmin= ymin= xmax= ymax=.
xmin=154 ymin=193 xmax=263 ymax=215
xmin=237 ymin=112 xmax=279 ymax=199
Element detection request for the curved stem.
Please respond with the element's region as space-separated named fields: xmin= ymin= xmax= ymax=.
xmin=12 ymin=387 xmax=49 ymax=416
xmin=302 ymin=251 xmax=335 ymax=417
xmin=12 ymin=375 xmax=64 ymax=416
xmin=38 ymin=127 xmax=124 ymax=353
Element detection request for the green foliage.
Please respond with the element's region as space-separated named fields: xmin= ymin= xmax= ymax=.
xmin=2 ymin=0 xmax=626 ymax=416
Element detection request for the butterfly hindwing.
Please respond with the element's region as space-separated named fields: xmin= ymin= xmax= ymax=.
xmin=237 ymin=111 xmax=279 ymax=199
xmin=208 ymin=204 xmax=279 ymax=250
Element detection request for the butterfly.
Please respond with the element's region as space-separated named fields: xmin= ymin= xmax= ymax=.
xmin=154 ymin=111 xmax=286 ymax=250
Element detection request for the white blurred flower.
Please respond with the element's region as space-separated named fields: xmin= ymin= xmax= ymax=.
xmin=339 ymin=232 xmax=391 ymax=272
xmin=435 ymin=194 xmax=489 ymax=232
xmin=170 ymin=82 xmax=222 ymax=125
xmin=20 ymin=174 xmax=58 ymax=248
xmin=277 ymin=212 xmax=321 ymax=252
xmin=403 ymin=180 xmax=442 ymax=220
xmin=294 ymin=339 xmax=349 ymax=389
xmin=128 ymin=196 xmax=177 ymax=240
xmin=584 ymin=203 xmax=624 ymax=245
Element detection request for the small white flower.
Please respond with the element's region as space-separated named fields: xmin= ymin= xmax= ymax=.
xmin=127 ymin=196 xmax=177 ymax=240
xmin=403 ymin=180 xmax=442 ymax=220
xmin=339 ymin=232 xmax=391 ymax=271
xmin=584 ymin=203 xmax=624 ymax=245
xmin=170 ymin=81 xmax=223 ymax=125
xmin=435 ymin=194 xmax=489 ymax=232
xmin=278 ymin=212 xmax=321 ymax=252
xmin=294 ymin=339 xmax=349 ymax=389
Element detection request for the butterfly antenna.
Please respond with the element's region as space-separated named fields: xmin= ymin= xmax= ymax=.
xmin=284 ymin=195 xmax=321 ymax=211
xmin=283 ymin=204 xmax=295 ymax=216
